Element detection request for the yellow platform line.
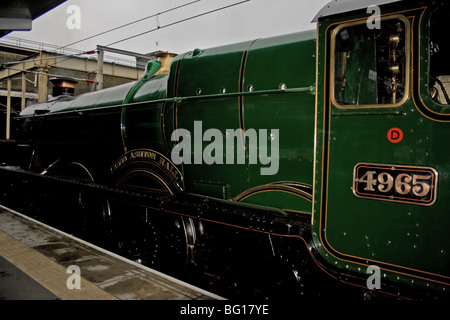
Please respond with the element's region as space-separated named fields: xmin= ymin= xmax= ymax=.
xmin=0 ymin=230 xmax=118 ymax=300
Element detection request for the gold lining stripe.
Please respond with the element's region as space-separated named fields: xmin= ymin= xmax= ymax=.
xmin=118 ymin=168 xmax=174 ymax=196
xmin=282 ymin=209 xmax=312 ymax=215
xmin=173 ymin=59 xmax=183 ymax=140
xmin=120 ymin=107 xmax=127 ymax=153
xmin=238 ymin=40 xmax=257 ymax=151
xmin=68 ymin=162 xmax=95 ymax=181
xmin=233 ymin=183 xmax=312 ymax=202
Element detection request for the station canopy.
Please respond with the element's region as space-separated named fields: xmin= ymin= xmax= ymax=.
xmin=0 ymin=0 xmax=67 ymax=38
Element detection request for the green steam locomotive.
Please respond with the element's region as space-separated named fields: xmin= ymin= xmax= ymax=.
xmin=2 ymin=0 xmax=449 ymax=299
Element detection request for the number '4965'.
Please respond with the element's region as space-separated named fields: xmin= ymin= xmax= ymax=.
xmin=353 ymin=163 xmax=438 ymax=206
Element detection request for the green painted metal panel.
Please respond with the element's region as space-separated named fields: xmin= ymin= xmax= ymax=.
xmin=243 ymin=31 xmax=316 ymax=210
xmin=162 ymin=33 xmax=317 ymax=206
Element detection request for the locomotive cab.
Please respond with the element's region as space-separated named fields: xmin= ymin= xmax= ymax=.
xmin=312 ymin=0 xmax=450 ymax=299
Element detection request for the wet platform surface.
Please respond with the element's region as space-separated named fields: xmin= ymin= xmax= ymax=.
xmin=0 ymin=205 xmax=223 ymax=300
xmin=0 ymin=255 xmax=58 ymax=300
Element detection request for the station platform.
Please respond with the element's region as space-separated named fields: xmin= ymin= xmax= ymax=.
xmin=0 ymin=204 xmax=224 ymax=300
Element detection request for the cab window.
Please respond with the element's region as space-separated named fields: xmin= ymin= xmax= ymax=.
xmin=332 ymin=17 xmax=409 ymax=108
xmin=428 ymin=9 xmax=450 ymax=105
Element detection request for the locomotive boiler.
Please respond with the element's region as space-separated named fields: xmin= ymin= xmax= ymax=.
xmin=1 ymin=0 xmax=449 ymax=300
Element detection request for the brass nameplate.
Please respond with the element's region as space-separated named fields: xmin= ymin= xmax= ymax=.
xmin=353 ymin=163 xmax=438 ymax=206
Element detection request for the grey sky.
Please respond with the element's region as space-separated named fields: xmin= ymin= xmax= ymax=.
xmin=9 ymin=0 xmax=330 ymax=56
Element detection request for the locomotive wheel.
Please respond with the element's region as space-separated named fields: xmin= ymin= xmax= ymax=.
xmin=141 ymin=214 xmax=197 ymax=276
xmin=40 ymin=160 xmax=114 ymax=242
xmin=112 ymin=169 xmax=197 ymax=276
xmin=109 ymin=202 xmax=197 ymax=277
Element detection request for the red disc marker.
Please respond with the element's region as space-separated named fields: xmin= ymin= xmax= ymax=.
xmin=387 ymin=128 xmax=403 ymax=143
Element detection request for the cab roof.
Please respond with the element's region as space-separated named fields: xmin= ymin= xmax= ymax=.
xmin=312 ymin=0 xmax=402 ymax=22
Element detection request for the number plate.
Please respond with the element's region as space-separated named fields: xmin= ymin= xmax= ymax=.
xmin=353 ymin=163 xmax=438 ymax=206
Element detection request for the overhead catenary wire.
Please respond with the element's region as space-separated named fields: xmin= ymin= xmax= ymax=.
xmin=58 ymin=0 xmax=202 ymax=50
xmin=1 ymin=1 xmax=201 ymax=68
xmin=105 ymin=0 xmax=251 ymax=47
xmin=1 ymin=0 xmax=248 ymax=67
